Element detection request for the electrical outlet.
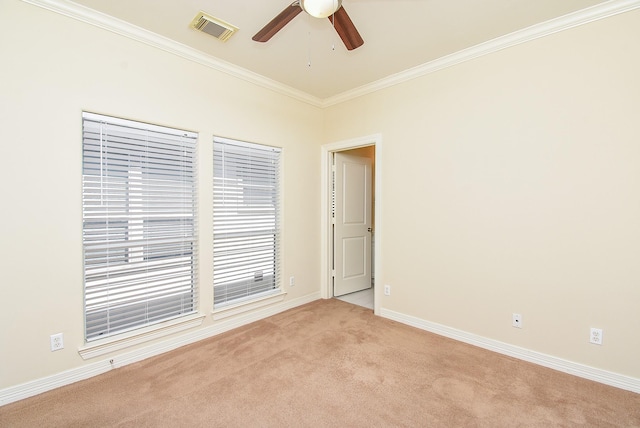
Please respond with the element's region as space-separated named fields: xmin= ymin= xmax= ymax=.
xmin=384 ymin=285 xmax=391 ymax=296
xmin=289 ymin=276 xmax=295 ymax=286
xmin=512 ymin=313 xmax=522 ymax=328
xmin=50 ymin=333 xmax=64 ymax=351
xmin=590 ymin=328 xmax=603 ymax=345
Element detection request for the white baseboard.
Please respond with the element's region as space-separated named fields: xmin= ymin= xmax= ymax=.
xmin=0 ymin=360 xmax=112 ymax=407
xmin=111 ymin=291 xmax=320 ymax=369
xmin=0 ymin=292 xmax=321 ymax=406
xmin=380 ymin=308 xmax=640 ymax=394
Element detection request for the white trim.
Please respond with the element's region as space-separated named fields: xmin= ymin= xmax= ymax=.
xmin=321 ymin=0 xmax=640 ymax=107
xmin=78 ymin=314 xmax=206 ymax=360
xmin=321 ymin=134 xmax=383 ymax=316
xmin=82 ymin=111 xmax=198 ymax=138
xmin=213 ymin=135 xmax=283 ymax=152
xmin=19 ymin=0 xmax=640 ymax=108
xmin=0 ymin=360 xmax=112 ymax=407
xmin=20 ymin=0 xmax=323 ymax=107
xmin=110 ymin=292 xmax=319 ymax=369
xmin=380 ymin=308 xmax=640 ymax=394
xmin=0 ymin=292 xmax=320 ymax=406
xmin=212 ymin=290 xmax=287 ymax=320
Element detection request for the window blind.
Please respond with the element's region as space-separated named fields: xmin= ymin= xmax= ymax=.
xmin=82 ymin=112 xmax=198 ymax=341
xmin=213 ymin=137 xmax=281 ymax=306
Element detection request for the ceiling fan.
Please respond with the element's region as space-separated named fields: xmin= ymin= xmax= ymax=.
xmin=252 ymin=0 xmax=364 ymax=51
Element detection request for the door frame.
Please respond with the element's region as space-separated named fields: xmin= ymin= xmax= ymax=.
xmin=321 ymin=133 xmax=382 ymax=315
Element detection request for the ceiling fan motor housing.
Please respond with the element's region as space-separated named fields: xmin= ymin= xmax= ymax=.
xmin=300 ymin=0 xmax=343 ymax=18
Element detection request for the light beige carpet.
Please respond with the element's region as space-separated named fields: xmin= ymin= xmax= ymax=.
xmin=1 ymin=299 xmax=639 ymax=427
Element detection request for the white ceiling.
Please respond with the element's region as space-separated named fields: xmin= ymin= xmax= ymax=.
xmin=69 ymin=0 xmax=609 ymax=100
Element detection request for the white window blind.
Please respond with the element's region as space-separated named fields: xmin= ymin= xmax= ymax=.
xmin=213 ymin=137 xmax=281 ymax=306
xmin=82 ymin=112 xmax=198 ymax=341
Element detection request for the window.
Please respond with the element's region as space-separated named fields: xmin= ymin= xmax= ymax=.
xmin=82 ymin=112 xmax=198 ymax=341
xmin=213 ymin=137 xmax=281 ymax=306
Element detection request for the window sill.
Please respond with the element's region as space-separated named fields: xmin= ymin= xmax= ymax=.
xmin=78 ymin=313 xmax=206 ymax=360
xmin=212 ymin=290 xmax=287 ymax=321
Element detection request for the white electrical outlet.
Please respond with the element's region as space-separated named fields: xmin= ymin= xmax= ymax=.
xmin=289 ymin=276 xmax=295 ymax=286
xmin=512 ymin=313 xmax=522 ymax=328
xmin=590 ymin=328 xmax=603 ymax=345
xmin=384 ymin=285 xmax=391 ymax=296
xmin=50 ymin=333 xmax=64 ymax=351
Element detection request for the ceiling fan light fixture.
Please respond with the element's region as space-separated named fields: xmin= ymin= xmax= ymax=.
xmin=300 ymin=0 xmax=342 ymax=19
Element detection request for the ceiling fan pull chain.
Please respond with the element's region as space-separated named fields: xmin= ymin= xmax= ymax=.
xmin=331 ymin=7 xmax=336 ymax=51
xmin=308 ymin=30 xmax=312 ymax=67
xmin=332 ymin=0 xmax=340 ymax=51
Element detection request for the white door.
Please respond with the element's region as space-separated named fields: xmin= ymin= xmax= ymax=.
xmin=334 ymin=152 xmax=372 ymax=297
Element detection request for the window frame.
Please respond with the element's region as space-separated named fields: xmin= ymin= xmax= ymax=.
xmin=81 ymin=112 xmax=199 ymax=342
xmin=212 ymin=136 xmax=282 ymax=307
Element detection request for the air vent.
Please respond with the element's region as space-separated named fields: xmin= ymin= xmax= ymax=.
xmin=190 ymin=11 xmax=238 ymax=42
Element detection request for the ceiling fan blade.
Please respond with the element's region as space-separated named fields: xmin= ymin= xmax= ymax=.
xmin=253 ymin=2 xmax=303 ymax=43
xmin=329 ymin=6 xmax=364 ymax=51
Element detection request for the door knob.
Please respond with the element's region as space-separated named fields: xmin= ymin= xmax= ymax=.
xmin=367 ymin=227 xmax=372 ymax=232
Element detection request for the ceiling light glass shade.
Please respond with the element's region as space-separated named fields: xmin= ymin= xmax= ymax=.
xmin=300 ymin=0 xmax=342 ymax=18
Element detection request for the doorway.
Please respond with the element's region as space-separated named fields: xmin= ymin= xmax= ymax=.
xmin=321 ymin=134 xmax=381 ymax=315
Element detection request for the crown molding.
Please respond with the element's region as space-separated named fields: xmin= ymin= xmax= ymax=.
xmin=321 ymin=0 xmax=640 ymax=107
xmin=20 ymin=0 xmax=640 ymax=109
xmin=20 ymin=0 xmax=325 ymax=108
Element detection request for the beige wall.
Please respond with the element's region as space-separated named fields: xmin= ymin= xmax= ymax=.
xmin=2 ymin=0 xmax=639 ymax=396
xmin=0 ymin=0 xmax=322 ymax=389
xmin=325 ymin=10 xmax=640 ymax=378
